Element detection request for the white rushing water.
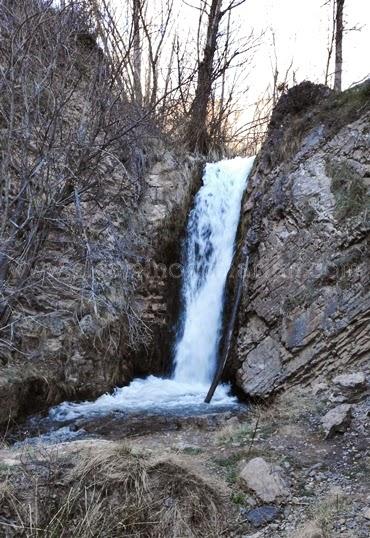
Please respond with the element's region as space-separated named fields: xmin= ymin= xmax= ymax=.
xmin=51 ymin=156 xmax=254 ymax=421
xmin=173 ymin=156 xmax=255 ymax=384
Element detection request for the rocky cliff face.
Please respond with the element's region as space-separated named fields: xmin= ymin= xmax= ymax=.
xmin=130 ymin=152 xmax=202 ymax=376
xmin=0 ymin=1 xmax=204 ymax=426
xmin=232 ymin=81 xmax=370 ymax=398
xmin=0 ymin=151 xmax=201 ymax=426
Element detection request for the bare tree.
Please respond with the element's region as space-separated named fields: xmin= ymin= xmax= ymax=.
xmin=90 ymin=0 xmax=186 ymax=125
xmin=133 ymin=0 xmax=143 ymax=105
xmin=186 ymin=0 xmax=223 ymax=152
xmin=324 ymin=0 xmax=336 ymax=85
xmin=269 ymin=29 xmax=293 ymax=107
xmin=0 ymin=0 xmax=155 ymax=359
xmin=334 ymin=0 xmax=345 ymax=91
xmin=139 ymin=0 xmax=175 ymax=107
xmin=89 ymin=0 xmax=256 ymax=152
xmin=186 ymin=0 xmax=250 ymax=153
xmin=324 ymin=0 xmax=345 ymax=90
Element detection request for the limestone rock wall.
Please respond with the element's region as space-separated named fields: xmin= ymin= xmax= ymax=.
xmin=0 ymin=149 xmax=201 ymax=426
xmin=232 ymin=82 xmax=370 ymax=398
xmin=130 ymin=152 xmax=203 ymax=376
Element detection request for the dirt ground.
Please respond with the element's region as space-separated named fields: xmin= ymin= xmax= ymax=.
xmin=0 ymin=385 xmax=369 ymax=537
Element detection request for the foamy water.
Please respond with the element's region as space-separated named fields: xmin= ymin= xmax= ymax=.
xmin=50 ymin=377 xmax=238 ymax=421
xmin=50 ymin=156 xmax=254 ymax=421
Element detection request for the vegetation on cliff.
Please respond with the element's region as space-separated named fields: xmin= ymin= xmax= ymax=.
xmin=0 ymin=0 xmax=202 ymax=423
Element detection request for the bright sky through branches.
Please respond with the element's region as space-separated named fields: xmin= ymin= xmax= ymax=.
xmin=247 ymin=0 xmax=369 ymax=90
xmin=112 ymin=0 xmax=369 ymax=101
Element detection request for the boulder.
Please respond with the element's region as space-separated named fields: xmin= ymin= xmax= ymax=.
xmin=321 ymin=404 xmax=352 ymax=439
xmin=245 ymin=505 xmax=280 ymax=527
xmin=238 ymin=457 xmax=289 ymax=503
xmin=333 ymin=372 xmax=367 ymax=389
xmin=237 ymin=337 xmax=283 ymax=397
xmin=332 ymin=372 xmax=368 ymax=402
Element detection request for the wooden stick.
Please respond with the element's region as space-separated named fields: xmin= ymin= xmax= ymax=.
xmin=204 ymin=252 xmax=249 ymax=403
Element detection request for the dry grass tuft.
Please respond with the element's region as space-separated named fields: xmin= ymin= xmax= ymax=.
xmin=216 ymin=388 xmax=325 ymax=450
xmin=0 ymin=442 xmax=230 ymax=537
xmin=291 ymin=490 xmax=350 ymax=538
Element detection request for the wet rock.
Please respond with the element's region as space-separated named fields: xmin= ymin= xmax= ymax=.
xmin=239 ymin=457 xmax=290 ymax=502
xmin=69 ymin=423 xmax=80 ymax=432
xmin=70 ymin=410 xmax=247 ymax=440
xmin=245 ymin=505 xmax=280 ymax=527
xmin=321 ymin=404 xmax=352 ymax=439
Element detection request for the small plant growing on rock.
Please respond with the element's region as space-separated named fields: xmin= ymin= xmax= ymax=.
xmin=326 ymin=159 xmax=369 ymax=221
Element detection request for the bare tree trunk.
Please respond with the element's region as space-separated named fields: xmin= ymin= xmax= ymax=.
xmin=271 ymin=31 xmax=279 ymax=107
xmin=187 ymin=0 xmax=223 ymax=153
xmin=133 ymin=0 xmax=143 ymax=105
xmin=218 ymin=8 xmax=231 ymax=132
xmin=324 ymin=0 xmax=336 ymax=85
xmin=334 ymin=0 xmax=345 ymax=92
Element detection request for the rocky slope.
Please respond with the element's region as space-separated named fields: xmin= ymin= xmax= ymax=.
xmin=231 ymin=81 xmax=370 ymax=398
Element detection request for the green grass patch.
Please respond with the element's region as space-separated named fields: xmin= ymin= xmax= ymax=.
xmin=326 ymin=158 xmax=369 ymax=221
xmin=213 ymin=452 xmax=246 ymax=485
xmin=230 ymin=490 xmax=247 ymax=506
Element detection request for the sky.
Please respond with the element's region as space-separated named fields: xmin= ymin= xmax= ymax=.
xmin=111 ymin=0 xmax=369 ymax=115
xmin=177 ymin=0 xmax=369 ymax=91
xmin=244 ymin=0 xmax=369 ymax=91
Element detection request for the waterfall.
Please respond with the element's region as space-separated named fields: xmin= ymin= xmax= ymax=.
xmin=50 ymin=156 xmax=254 ymax=420
xmin=173 ymin=157 xmax=255 ymax=385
